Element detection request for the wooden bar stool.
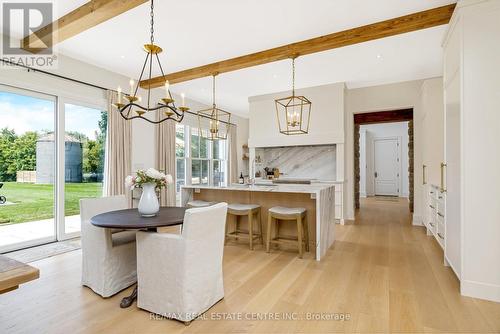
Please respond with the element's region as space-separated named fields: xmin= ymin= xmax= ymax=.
xmin=266 ymin=206 xmax=309 ymax=258
xmin=226 ymin=204 xmax=262 ymax=250
xmin=187 ymin=200 xmax=215 ymax=208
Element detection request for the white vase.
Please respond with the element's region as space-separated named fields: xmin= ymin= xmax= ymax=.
xmin=138 ymin=183 xmax=160 ymax=217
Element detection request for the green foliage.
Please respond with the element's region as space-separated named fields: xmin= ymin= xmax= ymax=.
xmin=0 ymin=128 xmax=16 ymax=181
xmin=0 ymin=128 xmax=38 ymax=181
xmin=13 ymin=132 xmax=38 ymax=171
xmin=83 ymin=140 xmax=103 ymax=174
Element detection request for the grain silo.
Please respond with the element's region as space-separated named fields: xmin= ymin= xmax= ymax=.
xmin=36 ymin=133 xmax=83 ymax=183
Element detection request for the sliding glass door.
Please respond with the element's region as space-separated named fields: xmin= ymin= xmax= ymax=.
xmin=62 ymin=102 xmax=107 ymax=238
xmin=0 ymin=84 xmax=108 ymax=251
xmin=0 ymin=85 xmax=57 ymax=252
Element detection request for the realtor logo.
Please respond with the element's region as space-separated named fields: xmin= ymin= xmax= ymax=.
xmin=1 ymin=1 xmax=57 ymax=68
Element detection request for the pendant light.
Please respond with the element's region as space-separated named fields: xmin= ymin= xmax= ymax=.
xmin=113 ymin=0 xmax=189 ymax=124
xmin=275 ymin=56 xmax=311 ymax=135
xmin=197 ymin=73 xmax=232 ymax=141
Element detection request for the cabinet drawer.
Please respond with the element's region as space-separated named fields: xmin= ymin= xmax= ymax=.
xmin=428 ymin=219 xmax=437 ymax=234
xmin=437 ymin=209 xmax=445 ymax=220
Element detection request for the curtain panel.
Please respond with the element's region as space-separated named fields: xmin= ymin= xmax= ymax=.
xmin=104 ymin=91 xmax=132 ymax=201
xmin=155 ymin=113 xmax=176 ymax=206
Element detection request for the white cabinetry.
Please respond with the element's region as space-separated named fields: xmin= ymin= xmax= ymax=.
xmin=423 ymin=185 xmax=446 ymax=252
xmin=442 ymin=0 xmax=500 ymax=302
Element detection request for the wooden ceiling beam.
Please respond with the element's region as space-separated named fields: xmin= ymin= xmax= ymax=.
xmin=22 ymin=0 xmax=148 ymax=53
xmin=140 ymin=3 xmax=456 ymax=89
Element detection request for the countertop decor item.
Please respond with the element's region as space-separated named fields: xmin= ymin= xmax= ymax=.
xmin=275 ymin=56 xmax=312 ymax=135
xmin=112 ymin=0 xmax=189 ymax=124
xmin=125 ymin=168 xmax=173 ymax=217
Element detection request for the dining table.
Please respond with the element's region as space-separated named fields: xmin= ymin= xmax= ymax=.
xmin=90 ymin=206 xmax=187 ymax=308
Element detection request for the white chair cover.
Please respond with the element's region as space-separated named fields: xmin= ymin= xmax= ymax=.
xmin=80 ymin=195 xmax=137 ymax=297
xmin=136 ymin=202 xmax=228 ymax=322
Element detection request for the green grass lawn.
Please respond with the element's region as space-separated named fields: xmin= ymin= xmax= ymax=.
xmin=0 ymin=182 xmax=102 ymax=225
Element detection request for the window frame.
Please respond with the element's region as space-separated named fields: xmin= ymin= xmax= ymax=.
xmin=175 ymin=124 xmax=228 ymax=197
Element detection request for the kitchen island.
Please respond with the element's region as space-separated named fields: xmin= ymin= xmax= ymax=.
xmin=181 ymin=183 xmax=336 ymax=260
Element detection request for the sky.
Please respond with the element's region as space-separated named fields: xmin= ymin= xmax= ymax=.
xmin=0 ymin=91 xmax=103 ymax=140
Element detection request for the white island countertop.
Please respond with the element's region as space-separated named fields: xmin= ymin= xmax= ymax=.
xmin=181 ymin=181 xmax=343 ymax=195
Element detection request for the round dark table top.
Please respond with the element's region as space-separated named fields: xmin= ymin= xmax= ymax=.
xmin=90 ymin=207 xmax=187 ymax=229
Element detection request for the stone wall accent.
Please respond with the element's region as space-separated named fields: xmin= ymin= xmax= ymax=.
xmin=408 ymin=120 xmax=414 ymax=212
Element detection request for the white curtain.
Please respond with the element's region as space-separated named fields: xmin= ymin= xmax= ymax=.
xmin=104 ymin=90 xmax=132 ymax=200
xmin=156 ymin=113 xmax=176 ymax=206
xmin=228 ymin=125 xmax=238 ymax=184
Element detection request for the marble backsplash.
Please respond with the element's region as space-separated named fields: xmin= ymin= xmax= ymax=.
xmin=255 ymin=145 xmax=336 ymax=181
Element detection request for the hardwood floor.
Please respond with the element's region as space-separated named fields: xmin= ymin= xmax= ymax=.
xmin=1 ymin=197 xmax=499 ymax=333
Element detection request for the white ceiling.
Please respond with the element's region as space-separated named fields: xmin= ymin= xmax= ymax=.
xmin=7 ymin=0 xmax=456 ymax=115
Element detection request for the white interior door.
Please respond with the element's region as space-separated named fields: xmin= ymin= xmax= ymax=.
xmin=374 ymin=138 xmax=400 ymax=196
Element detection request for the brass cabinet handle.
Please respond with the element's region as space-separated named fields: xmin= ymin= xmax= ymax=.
xmin=437 ymin=212 xmax=444 ymax=218
xmin=440 ymin=163 xmax=447 ymax=193
xmin=437 ymin=233 xmax=444 ymax=239
xmin=429 ymin=205 xmax=435 ymax=209
xmin=423 ymin=164 xmax=427 ymax=185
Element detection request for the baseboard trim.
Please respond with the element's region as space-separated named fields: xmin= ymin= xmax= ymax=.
xmin=412 ymin=214 xmax=422 ymax=226
xmin=461 ymin=279 xmax=500 ymax=302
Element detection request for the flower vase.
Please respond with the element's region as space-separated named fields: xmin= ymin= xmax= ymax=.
xmin=138 ymin=183 xmax=159 ymax=217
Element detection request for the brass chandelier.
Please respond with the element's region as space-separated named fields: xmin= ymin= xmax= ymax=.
xmin=197 ymin=73 xmax=232 ymax=141
xmin=275 ymin=56 xmax=311 ymax=135
xmin=113 ymin=0 xmax=189 ymax=124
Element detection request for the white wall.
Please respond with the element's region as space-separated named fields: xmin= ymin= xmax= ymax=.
xmin=248 ymin=82 xmax=345 ymax=148
xmin=345 ymin=80 xmax=423 ymax=220
xmin=359 ymin=122 xmax=410 ymax=197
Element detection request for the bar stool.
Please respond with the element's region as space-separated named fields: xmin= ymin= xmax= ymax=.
xmin=266 ymin=206 xmax=309 ymax=258
xmin=226 ymin=204 xmax=262 ymax=250
xmin=187 ymin=200 xmax=215 ymax=208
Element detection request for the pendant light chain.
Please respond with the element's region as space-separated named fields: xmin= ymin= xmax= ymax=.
xmin=150 ymin=0 xmax=154 ymax=44
xmin=213 ymin=74 xmax=216 ymax=107
xmin=292 ymin=57 xmax=295 ymax=96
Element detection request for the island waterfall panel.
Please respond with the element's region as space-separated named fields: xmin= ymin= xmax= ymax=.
xmin=181 ymin=184 xmax=336 ymax=260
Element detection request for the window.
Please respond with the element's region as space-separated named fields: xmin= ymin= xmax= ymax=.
xmin=174 ymin=125 xmax=228 ymax=193
xmin=64 ymin=103 xmax=107 ymax=235
xmin=212 ymin=139 xmax=227 ymax=187
xmin=0 ymin=85 xmax=107 ymax=252
xmin=190 ymin=128 xmax=209 ymax=185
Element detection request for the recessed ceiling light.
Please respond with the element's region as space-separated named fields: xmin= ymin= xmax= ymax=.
xmin=273 ymin=74 xmax=278 ymax=79
xmin=120 ymin=55 xmax=125 ymax=59
xmin=376 ymin=54 xmax=383 ymax=59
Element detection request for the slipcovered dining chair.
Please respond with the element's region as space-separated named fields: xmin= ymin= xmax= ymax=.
xmin=136 ymin=202 xmax=228 ymax=324
xmin=80 ymin=195 xmax=137 ymax=297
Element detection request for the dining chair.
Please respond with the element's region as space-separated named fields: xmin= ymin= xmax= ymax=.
xmin=80 ymin=195 xmax=137 ymax=297
xmin=136 ymin=202 xmax=228 ymax=324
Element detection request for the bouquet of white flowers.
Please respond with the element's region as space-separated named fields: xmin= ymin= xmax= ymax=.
xmin=125 ymin=168 xmax=173 ymax=190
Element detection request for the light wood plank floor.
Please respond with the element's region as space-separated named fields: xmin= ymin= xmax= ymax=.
xmin=1 ymin=198 xmax=499 ymax=333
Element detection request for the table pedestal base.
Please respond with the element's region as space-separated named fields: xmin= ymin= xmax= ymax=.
xmin=120 ymin=285 xmax=137 ymax=308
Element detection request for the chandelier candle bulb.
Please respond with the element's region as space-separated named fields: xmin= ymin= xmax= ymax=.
xmin=181 ymin=93 xmax=186 ymax=107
